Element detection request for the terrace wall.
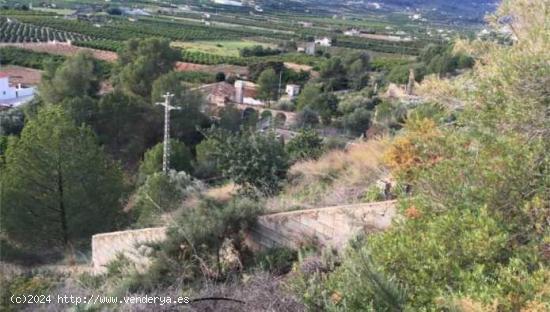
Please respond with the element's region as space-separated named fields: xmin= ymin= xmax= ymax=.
xmin=91 ymin=201 xmax=396 ymax=273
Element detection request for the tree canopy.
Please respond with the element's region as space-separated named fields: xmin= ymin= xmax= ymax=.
xmin=138 ymin=139 xmax=193 ymax=182
xmin=39 ymin=51 xmax=101 ymax=105
xmin=1 ymin=106 xmax=125 ymax=249
xmin=115 ymin=38 xmax=180 ymax=99
xmin=257 ymin=68 xmax=279 ymax=101
xmin=204 ymin=130 xmax=289 ymax=195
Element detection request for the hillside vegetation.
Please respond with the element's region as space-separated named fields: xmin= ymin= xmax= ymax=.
xmin=268 ymin=139 xmax=389 ymax=212
xmin=0 ymin=0 xmax=547 ymax=311
xmin=290 ymin=0 xmax=549 ymax=310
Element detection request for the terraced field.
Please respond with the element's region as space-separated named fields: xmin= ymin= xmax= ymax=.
xmin=0 ymin=16 xmax=90 ymax=43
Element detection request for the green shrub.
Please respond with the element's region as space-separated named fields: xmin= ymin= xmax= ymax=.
xmin=1 ymin=273 xmax=56 ymax=311
xmin=204 ymin=129 xmax=289 ymax=195
xmin=362 ymin=185 xmax=384 ymax=202
xmin=132 ymin=170 xmax=202 ymax=227
xmin=138 ymin=139 xmax=193 ymax=183
xmin=254 ymin=247 xmax=297 ymax=275
xmin=286 ymin=129 xmax=324 ymax=162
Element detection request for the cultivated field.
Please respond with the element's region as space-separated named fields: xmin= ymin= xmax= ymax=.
xmin=0 ymin=42 xmax=117 ymax=62
xmin=172 ymin=40 xmax=275 ymax=57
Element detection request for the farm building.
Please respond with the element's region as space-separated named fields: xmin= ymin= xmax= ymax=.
xmin=298 ymin=42 xmax=316 ymax=55
xmin=197 ymin=80 xmax=263 ymax=107
xmin=344 ymin=28 xmax=361 ymax=36
xmin=0 ymin=73 xmax=35 ymax=108
xmin=199 ymin=82 xmax=236 ymax=106
xmin=315 ymin=37 xmax=332 ymax=47
xmin=285 ymin=84 xmax=301 ymax=98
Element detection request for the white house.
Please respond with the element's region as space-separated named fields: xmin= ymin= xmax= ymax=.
xmin=0 ymin=73 xmax=35 ymax=107
xmin=285 ymin=84 xmax=300 ymax=98
xmin=344 ymin=29 xmax=360 ymax=36
xmin=315 ymin=37 xmax=332 ymax=47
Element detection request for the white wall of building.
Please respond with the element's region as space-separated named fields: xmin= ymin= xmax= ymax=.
xmin=0 ymin=77 xmax=17 ymax=100
xmin=0 ymin=76 xmax=35 ymax=101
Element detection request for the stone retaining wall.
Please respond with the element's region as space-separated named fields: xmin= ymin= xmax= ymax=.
xmin=91 ymin=227 xmax=166 ymax=274
xmin=247 ymin=200 xmax=396 ymax=250
xmin=91 ymin=201 xmax=397 ymax=273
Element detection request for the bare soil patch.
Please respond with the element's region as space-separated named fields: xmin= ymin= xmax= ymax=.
xmin=0 ymin=65 xmax=42 ymax=85
xmin=176 ymin=62 xmax=248 ymax=76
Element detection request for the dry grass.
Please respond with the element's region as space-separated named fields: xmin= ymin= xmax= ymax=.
xmin=205 ymin=182 xmax=239 ymax=203
xmin=267 ymin=139 xmax=389 ymax=212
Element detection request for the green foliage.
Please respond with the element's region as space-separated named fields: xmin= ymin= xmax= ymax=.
xmin=0 ymin=107 xmax=25 ymax=136
xmin=175 ymin=71 xmax=217 ymax=84
xmin=300 ymin=2 xmax=550 ymax=309
xmin=362 ymin=185 xmax=385 ymax=202
xmin=370 ymin=57 xmax=412 ymax=73
xmin=0 ymin=16 xmax=88 ymax=43
xmin=253 ymin=247 xmax=298 ymax=275
xmin=205 ymin=129 xmax=289 ymax=195
xmin=133 ymin=197 xmax=263 ymax=289
xmin=296 ymin=83 xmax=321 ymax=111
xmin=319 ymin=57 xmax=347 ymax=91
xmin=341 ymin=108 xmax=372 ymax=136
xmin=386 ymin=44 xmax=474 ymax=84
xmin=297 ymin=84 xmax=339 ymax=124
xmin=283 ymin=68 xmax=311 ymax=86
xmin=286 ymin=129 xmax=324 ymax=162
xmin=386 ymin=63 xmax=425 ymax=84
xmin=248 ymin=61 xmax=285 ymax=81
xmin=138 ymin=139 xmax=193 ymax=182
xmin=240 ymin=45 xmax=281 ymax=57
xmin=169 ymin=197 xmax=262 ymax=254
xmin=343 ymin=51 xmax=370 ymax=91
xmin=58 ymin=95 xmax=98 ymax=127
xmin=151 ymin=71 xmax=208 ymax=144
xmin=218 ymin=104 xmax=243 ymax=132
xmin=215 ymin=71 xmax=226 ymax=82
xmin=0 ymin=46 xmax=65 ymax=69
xmin=1 ymin=106 xmax=125 ymax=249
xmin=93 ymin=90 xmax=157 ymax=165
xmin=257 ymin=68 xmax=279 ymax=101
xmin=1 ymin=273 xmax=55 ymax=312
xmin=325 ymin=248 xmax=408 ymax=311
xmin=295 ymin=107 xmax=320 ymax=128
xmin=373 ymin=101 xmax=406 ymax=130
xmin=242 ymin=108 xmax=259 ymax=130
xmin=132 ymin=170 xmax=202 ymax=227
xmin=39 ymin=51 xmax=101 ymax=104
xmin=194 ymin=137 xmax=222 ymax=180
xmin=365 ymin=206 xmax=509 ymax=308
xmin=115 ymin=38 xmax=180 ymax=99
xmin=418 ymin=44 xmax=474 ymax=76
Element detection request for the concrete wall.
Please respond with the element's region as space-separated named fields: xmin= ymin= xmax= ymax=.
xmin=91 ymin=201 xmax=396 ymax=273
xmin=91 ymin=227 xmax=166 ymax=274
xmin=247 ymin=201 xmax=396 ymax=250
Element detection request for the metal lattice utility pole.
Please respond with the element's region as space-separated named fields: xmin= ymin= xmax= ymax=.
xmin=155 ymin=92 xmax=179 ymax=174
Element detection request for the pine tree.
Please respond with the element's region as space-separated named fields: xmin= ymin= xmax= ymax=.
xmin=1 ymin=106 xmax=125 ymax=250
